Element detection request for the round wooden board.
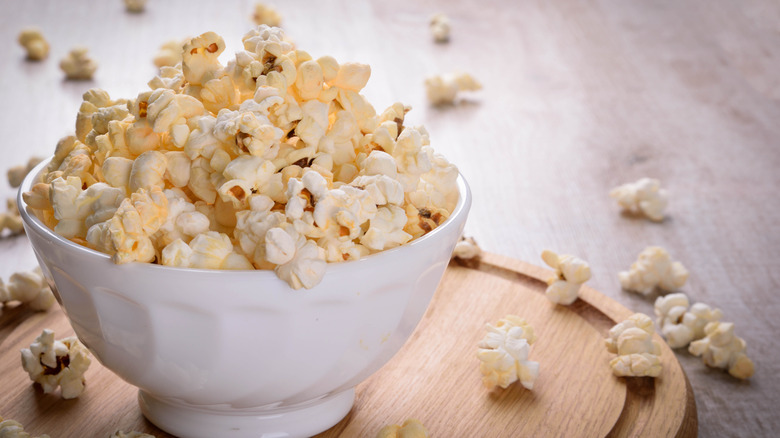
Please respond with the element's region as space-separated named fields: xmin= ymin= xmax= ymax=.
xmin=0 ymin=253 xmax=696 ymax=437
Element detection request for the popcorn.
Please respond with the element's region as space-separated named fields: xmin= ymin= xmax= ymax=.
xmin=619 ymin=246 xmax=688 ymax=295
xmin=377 ymin=419 xmax=429 ymax=438
xmin=154 ymin=38 xmax=187 ymax=68
xmin=430 ymin=14 xmax=451 ymax=43
xmin=477 ymin=315 xmax=539 ymax=390
xmin=60 ymin=47 xmax=98 ymax=80
xmin=124 ymin=0 xmax=147 ymax=12
xmin=18 ymin=28 xmax=49 ymax=60
xmin=110 ymin=432 xmax=156 ymax=438
xmin=0 ymin=416 xmax=51 ymax=438
xmin=452 ymin=235 xmax=481 ymax=260
xmin=0 ymin=267 xmax=56 ymax=312
xmin=654 ymin=293 xmax=723 ymax=349
xmin=7 ymin=156 xmax=44 ymax=188
xmin=540 ymin=250 xmax=591 ymax=305
xmin=689 ymin=322 xmax=755 ymax=379
xmin=605 ymin=313 xmax=662 ymax=377
xmin=21 ymin=329 xmax=92 ymax=399
xmin=252 ymin=3 xmax=282 ymax=27
xmin=424 ymin=73 xmax=481 ymax=105
xmin=610 ymin=177 xmax=668 ymax=221
xmin=24 ymin=26 xmax=460 ymax=289
xmin=1 ymin=198 xmax=25 ymax=237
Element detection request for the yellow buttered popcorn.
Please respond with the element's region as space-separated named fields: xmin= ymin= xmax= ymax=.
xmin=24 ymin=25 xmax=461 ymax=289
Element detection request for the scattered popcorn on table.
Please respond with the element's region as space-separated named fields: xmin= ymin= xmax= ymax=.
xmin=654 ymin=292 xmax=723 ymax=349
xmin=153 ymin=38 xmax=187 ymax=68
xmin=7 ymin=156 xmax=44 ymax=188
xmin=377 ymin=419 xmax=429 ymax=438
xmin=0 ymin=416 xmax=51 ymax=438
xmin=1 ymin=198 xmax=25 ymax=237
xmin=452 ymin=235 xmax=481 ymax=260
xmin=689 ymin=321 xmax=755 ymax=379
xmin=477 ymin=315 xmax=539 ymax=390
xmin=430 ymin=14 xmax=450 ymax=43
xmin=124 ymin=0 xmax=147 ymax=12
xmin=619 ymin=246 xmax=688 ymax=295
xmin=609 ymin=177 xmax=668 ymax=221
xmin=252 ymin=3 xmax=282 ymax=27
xmin=110 ymin=431 xmax=157 ymax=438
xmin=60 ymin=47 xmax=98 ymax=80
xmin=425 ymin=73 xmax=481 ymax=106
xmin=20 ymin=329 xmax=92 ymax=399
xmin=541 ymin=249 xmax=591 ymax=305
xmin=17 ymin=28 xmax=49 ymax=61
xmin=23 ymin=26 xmax=461 ymax=289
xmin=605 ymin=313 xmax=662 ymax=377
xmin=0 ymin=267 xmax=56 ymax=312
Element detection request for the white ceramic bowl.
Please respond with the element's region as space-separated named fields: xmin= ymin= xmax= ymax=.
xmin=18 ymin=159 xmax=471 ymax=438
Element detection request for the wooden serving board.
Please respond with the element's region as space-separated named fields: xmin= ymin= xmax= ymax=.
xmin=0 ymin=253 xmax=696 ymax=437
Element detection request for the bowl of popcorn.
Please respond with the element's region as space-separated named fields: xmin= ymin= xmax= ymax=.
xmin=18 ymin=26 xmax=470 ymax=438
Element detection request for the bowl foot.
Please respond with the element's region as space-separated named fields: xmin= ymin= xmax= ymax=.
xmin=138 ymin=388 xmax=355 ymax=438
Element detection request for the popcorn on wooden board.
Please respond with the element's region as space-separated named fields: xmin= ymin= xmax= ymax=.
xmin=605 ymin=313 xmax=662 ymax=377
xmin=376 ymin=419 xmax=430 ymax=438
xmin=541 ymin=249 xmax=591 ymax=305
xmin=18 ymin=28 xmax=49 ymax=61
xmin=60 ymin=47 xmax=98 ymax=80
xmin=688 ymin=321 xmax=754 ymax=379
xmin=609 ymin=177 xmax=667 ymax=221
xmin=477 ymin=315 xmax=539 ymax=390
xmin=654 ymin=292 xmax=723 ymax=349
xmin=25 ymin=25 xmax=460 ymax=290
xmin=110 ymin=431 xmax=156 ymax=438
xmin=424 ymin=73 xmax=481 ymax=105
xmin=430 ymin=13 xmax=451 ymax=43
xmin=0 ymin=416 xmax=51 ymax=438
xmin=619 ymin=246 xmax=688 ymax=295
xmin=20 ymin=329 xmax=92 ymax=399
xmin=452 ymin=235 xmax=481 ymax=260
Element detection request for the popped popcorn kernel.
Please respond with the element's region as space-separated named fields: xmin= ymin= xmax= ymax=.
xmin=654 ymin=293 xmax=723 ymax=349
xmin=619 ymin=246 xmax=688 ymax=295
xmin=20 ymin=329 xmax=92 ymax=399
xmin=1 ymin=198 xmax=25 ymax=237
xmin=24 ymin=26 xmax=461 ymax=290
xmin=610 ymin=177 xmax=668 ymax=221
xmin=452 ymin=235 xmax=481 ymax=260
xmin=541 ymin=249 xmax=591 ymax=305
xmin=124 ymin=0 xmax=147 ymax=13
xmin=689 ymin=322 xmax=754 ymax=379
xmin=424 ymin=73 xmax=481 ymax=106
xmin=0 ymin=267 xmax=56 ymax=312
xmin=430 ymin=14 xmax=451 ymax=43
xmin=110 ymin=431 xmax=156 ymax=438
xmin=477 ymin=315 xmax=539 ymax=390
xmin=154 ymin=38 xmax=188 ymax=68
xmin=252 ymin=3 xmax=282 ymax=27
xmin=0 ymin=416 xmax=51 ymax=438
xmin=60 ymin=47 xmax=98 ymax=80
xmin=605 ymin=313 xmax=662 ymax=377
xmin=18 ymin=27 xmax=49 ymax=61
xmin=7 ymin=156 xmax=44 ymax=188
xmin=377 ymin=419 xmax=429 ymax=438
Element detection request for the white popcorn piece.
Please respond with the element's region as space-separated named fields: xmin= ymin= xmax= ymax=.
xmin=610 ymin=177 xmax=668 ymax=221
xmin=162 ymin=232 xmax=253 ymax=270
xmin=1 ymin=198 xmax=25 ymax=236
xmin=154 ymin=38 xmax=187 ymax=68
xmin=18 ymin=28 xmax=50 ymax=61
xmin=49 ymin=177 xmax=126 ymax=239
xmin=430 ymin=14 xmax=451 ymax=43
xmin=360 ymin=205 xmax=411 ymax=251
xmin=110 ymin=432 xmax=156 ymax=438
xmin=252 ymin=3 xmax=282 ymax=27
xmin=605 ymin=313 xmax=662 ymax=377
xmin=424 ymin=73 xmax=481 ymax=106
xmin=377 ymin=419 xmax=429 ymax=438
xmin=477 ymin=315 xmax=539 ymax=390
xmin=124 ymin=0 xmax=147 ymax=12
xmin=60 ymin=47 xmax=98 ymax=80
xmin=689 ymin=322 xmax=755 ymax=379
xmin=1 ymin=268 xmax=56 ymax=311
xmin=654 ymin=293 xmax=723 ymax=349
xmin=619 ymin=246 xmax=688 ymax=295
xmin=275 ymin=239 xmax=327 ymax=289
xmin=7 ymin=156 xmax=44 ymax=188
xmin=541 ymin=250 xmax=591 ymax=305
xmin=182 ymin=32 xmax=226 ymax=86
xmin=20 ymin=329 xmax=92 ymax=399
xmin=0 ymin=416 xmax=51 ymax=438
xmin=452 ymin=235 xmax=481 ymax=260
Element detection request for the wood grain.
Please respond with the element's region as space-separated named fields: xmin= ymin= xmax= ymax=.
xmin=1 ymin=1 xmax=778 ymax=436
xmin=0 ymin=254 xmax=695 ymax=437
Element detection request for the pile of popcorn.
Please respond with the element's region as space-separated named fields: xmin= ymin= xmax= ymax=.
xmin=23 ymin=25 xmax=460 ymax=289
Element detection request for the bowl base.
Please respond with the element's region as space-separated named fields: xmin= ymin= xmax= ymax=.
xmin=138 ymin=388 xmax=355 ymax=438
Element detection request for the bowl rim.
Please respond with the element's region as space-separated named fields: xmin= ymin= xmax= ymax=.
xmin=18 ymin=156 xmax=471 ymax=278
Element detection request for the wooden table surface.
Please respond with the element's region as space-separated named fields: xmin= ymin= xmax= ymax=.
xmin=1 ymin=1 xmax=777 ymax=437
